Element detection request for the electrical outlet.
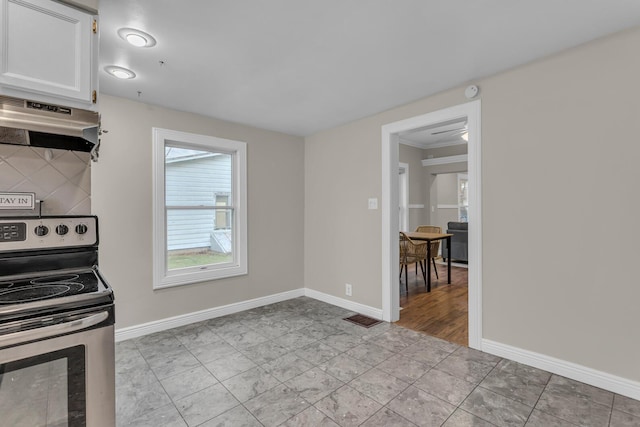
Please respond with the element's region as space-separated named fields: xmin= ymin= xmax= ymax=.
xmin=345 ymin=283 xmax=352 ymax=296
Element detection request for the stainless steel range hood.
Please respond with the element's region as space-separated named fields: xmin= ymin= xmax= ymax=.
xmin=0 ymin=95 xmax=100 ymax=154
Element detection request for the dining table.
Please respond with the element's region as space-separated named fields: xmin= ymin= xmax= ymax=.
xmin=404 ymin=231 xmax=453 ymax=292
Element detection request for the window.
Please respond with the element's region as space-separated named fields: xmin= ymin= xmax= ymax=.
xmin=457 ymin=173 xmax=468 ymax=222
xmin=152 ymin=128 xmax=247 ymax=289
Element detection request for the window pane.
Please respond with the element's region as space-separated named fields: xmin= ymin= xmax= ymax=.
xmin=458 ymin=175 xmax=469 ymax=222
xmin=165 ymin=144 xmax=234 ymax=270
xmin=166 ymin=208 xmax=233 ymax=270
xmin=215 ymin=194 xmax=231 ymax=229
xmin=165 ymin=146 xmax=232 ymax=207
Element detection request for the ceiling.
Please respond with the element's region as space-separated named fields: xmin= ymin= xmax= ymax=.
xmin=99 ymin=1 xmax=640 ymax=137
xmin=400 ymin=118 xmax=468 ymax=149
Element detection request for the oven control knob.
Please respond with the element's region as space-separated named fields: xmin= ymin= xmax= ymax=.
xmin=56 ymin=224 xmax=69 ymax=235
xmin=75 ymin=224 xmax=88 ymax=235
xmin=35 ymin=225 xmax=49 ymax=237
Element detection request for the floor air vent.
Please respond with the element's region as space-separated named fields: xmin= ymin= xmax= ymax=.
xmin=343 ymin=314 xmax=382 ymax=328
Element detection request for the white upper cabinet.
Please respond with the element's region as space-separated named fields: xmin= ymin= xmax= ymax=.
xmin=0 ymin=0 xmax=98 ymax=109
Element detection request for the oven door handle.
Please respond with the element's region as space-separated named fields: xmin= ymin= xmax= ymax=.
xmin=0 ymin=311 xmax=109 ymax=348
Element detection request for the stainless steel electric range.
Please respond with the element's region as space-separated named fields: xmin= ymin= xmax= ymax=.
xmin=0 ymin=215 xmax=115 ymax=427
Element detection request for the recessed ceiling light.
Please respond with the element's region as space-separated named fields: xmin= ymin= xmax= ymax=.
xmin=118 ymin=27 xmax=156 ymax=48
xmin=104 ymin=65 xmax=136 ymax=79
xmin=126 ymin=33 xmax=147 ymax=47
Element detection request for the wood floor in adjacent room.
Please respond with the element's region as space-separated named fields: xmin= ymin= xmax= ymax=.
xmin=396 ymin=261 xmax=468 ymax=347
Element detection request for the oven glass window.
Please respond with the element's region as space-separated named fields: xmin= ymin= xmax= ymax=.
xmin=0 ymin=346 xmax=85 ymax=427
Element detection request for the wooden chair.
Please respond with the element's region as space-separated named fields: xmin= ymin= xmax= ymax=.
xmin=399 ymin=232 xmax=427 ymax=293
xmin=415 ymin=225 xmax=442 ymax=279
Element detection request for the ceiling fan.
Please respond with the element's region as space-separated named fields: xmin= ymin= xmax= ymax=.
xmin=431 ymin=126 xmax=467 ymax=136
xmin=431 ymin=125 xmax=469 ymax=141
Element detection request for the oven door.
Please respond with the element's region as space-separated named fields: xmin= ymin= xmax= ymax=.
xmin=0 ymin=308 xmax=115 ymax=427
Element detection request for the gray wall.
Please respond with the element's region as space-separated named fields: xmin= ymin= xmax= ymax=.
xmin=93 ymin=95 xmax=305 ymax=328
xmin=398 ymin=143 xmax=427 ymax=230
xmin=425 ymin=144 xmax=467 ymax=158
xmin=304 ymin=27 xmax=640 ymax=382
xmin=436 ymin=173 xmax=457 ymax=205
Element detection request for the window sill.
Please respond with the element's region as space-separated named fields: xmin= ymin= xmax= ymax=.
xmin=153 ymin=265 xmax=248 ymax=290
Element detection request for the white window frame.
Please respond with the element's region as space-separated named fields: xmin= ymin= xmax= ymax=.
xmin=152 ymin=127 xmax=247 ymax=289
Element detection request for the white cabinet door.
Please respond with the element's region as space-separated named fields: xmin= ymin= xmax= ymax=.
xmin=0 ymin=0 xmax=96 ymax=105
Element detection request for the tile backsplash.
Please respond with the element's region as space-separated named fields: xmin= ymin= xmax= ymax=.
xmin=0 ymin=145 xmax=91 ymax=216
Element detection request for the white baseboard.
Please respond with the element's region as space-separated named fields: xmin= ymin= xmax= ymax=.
xmin=114 ymin=287 xmax=384 ymax=342
xmin=115 ymin=288 xmax=305 ymax=342
xmin=482 ymin=339 xmax=640 ymax=401
xmin=303 ymin=288 xmax=384 ymax=320
xmin=435 ymin=260 xmax=468 ymax=269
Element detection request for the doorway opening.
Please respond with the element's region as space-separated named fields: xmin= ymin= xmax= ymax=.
xmin=396 ymin=159 xmax=469 ymax=345
xmin=381 ymin=100 xmax=482 ymax=350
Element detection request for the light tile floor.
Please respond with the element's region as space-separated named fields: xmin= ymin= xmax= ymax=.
xmin=116 ymin=297 xmax=640 ymax=427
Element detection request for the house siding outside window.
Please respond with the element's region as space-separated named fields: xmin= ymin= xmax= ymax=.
xmin=165 ymin=153 xmax=231 ymax=251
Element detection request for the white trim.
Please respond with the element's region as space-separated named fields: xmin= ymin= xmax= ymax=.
xmin=381 ymin=100 xmax=482 ymax=349
xmin=435 ymin=260 xmax=468 ymax=269
xmin=436 ymin=204 xmax=458 ymax=209
xmin=466 ymin=101 xmax=482 ymax=349
xmin=408 ymin=204 xmax=424 ymax=209
xmin=381 ymin=133 xmax=399 ymax=321
xmin=421 ymin=154 xmax=468 ymax=167
xmin=399 ymin=137 xmax=467 ymax=150
xmin=304 ymin=289 xmax=384 ymax=320
xmin=115 ymin=289 xmax=305 ymax=341
xmin=483 ymin=339 xmax=640 ymax=401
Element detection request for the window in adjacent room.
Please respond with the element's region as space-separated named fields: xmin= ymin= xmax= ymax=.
xmin=152 ymin=128 xmax=247 ymax=289
xmin=457 ymin=173 xmax=469 ymax=222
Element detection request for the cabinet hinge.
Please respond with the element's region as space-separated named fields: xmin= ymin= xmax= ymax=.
xmin=92 ymin=90 xmax=97 ymax=104
xmin=92 ymin=19 xmax=98 ymax=34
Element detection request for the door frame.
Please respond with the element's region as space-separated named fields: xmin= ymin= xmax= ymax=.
xmin=381 ymin=100 xmax=482 ymax=349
